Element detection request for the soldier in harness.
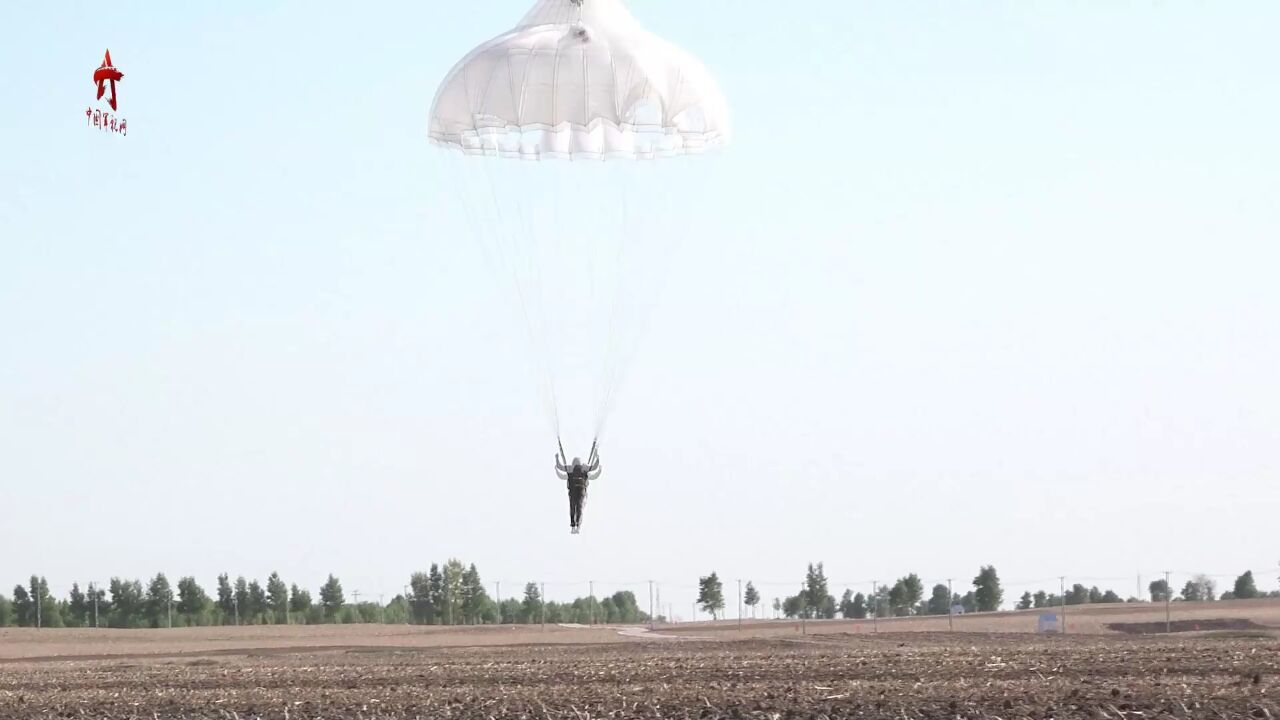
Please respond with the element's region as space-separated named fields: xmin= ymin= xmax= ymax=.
xmin=556 ymin=440 xmax=601 ymax=534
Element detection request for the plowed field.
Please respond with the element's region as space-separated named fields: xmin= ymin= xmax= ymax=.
xmin=1 ymin=631 xmax=1277 ymax=719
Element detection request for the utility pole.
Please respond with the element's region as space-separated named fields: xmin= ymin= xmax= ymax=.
xmin=36 ymin=585 xmax=41 ymax=630
xmin=91 ymin=582 xmax=100 ymax=628
xmin=871 ymin=581 xmax=877 ymax=633
xmin=1164 ymin=571 xmax=1172 ymax=633
xmin=1060 ymin=577 xmax=1067 ymax=635
xmin=691 ymin=601 xmax=696 ymax=624
xmin=656 ymin=584 xmax=661 ymax=624
xmin=404 ymin=585 xmax=412 ymax=625
xmin=737 ymin=579 xmax=743 ymax=631
xmin=168 ymin=596 xmax=173 ymax=629
xmin=233 ymin=596 xmax=239 ymax=626
xmin=648 ymin=581 xmax=654 ymax=630
xmin=947 ymin=579 xmax=954 ymax=631
xmin=800 ymin=584 xmax=807 ymax=636
xmin=379 ymin=594 xmax=385 ymax=624
xmin=540 ymin=583 xmax=546 ymax=630
xmin=589 ymin=581 xmax=595 ymax=625
xmin=495 ymin=582 xmax=501 ymax=624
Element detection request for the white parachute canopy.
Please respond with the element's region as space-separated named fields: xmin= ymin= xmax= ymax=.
xmin=430 ymin=0 xmax=729 ymax=451
xmin=430 ymin=0 xmax=729 ymax=160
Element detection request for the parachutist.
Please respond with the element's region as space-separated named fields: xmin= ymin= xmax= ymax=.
xmin=556 ymin=447 xmax=600 ymax=534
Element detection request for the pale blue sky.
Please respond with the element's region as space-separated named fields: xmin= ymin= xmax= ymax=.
xmin=2 ymin=1 xmax=1278 ymax=614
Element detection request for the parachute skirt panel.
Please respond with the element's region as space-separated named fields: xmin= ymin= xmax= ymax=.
xmin=429 ymin=0 xmax=730 ymax=161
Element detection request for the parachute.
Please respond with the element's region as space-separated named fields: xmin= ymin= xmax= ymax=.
xmin=429 ymin=0 xmax=730 ymax=454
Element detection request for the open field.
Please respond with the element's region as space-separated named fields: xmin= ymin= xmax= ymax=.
xmin=0 ymin=624 xmax=627 ymax=663
xmin=0 ymin=599 xmax=1277 ymax=663
xmin=1 ymin=630 xmax=1278 ymax=719
xmin=2 ymin=602 xmax=1280 ymax=719
xmin=3 ymin=599 xmax=1277 ymax=664
xmin=682 ymin=598 xmax=1280 ymax=639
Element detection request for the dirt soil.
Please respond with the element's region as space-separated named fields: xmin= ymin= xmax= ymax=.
xmin=1108 ymin=618 xmax=1273 ymax=635
xmin=1 ymin=632 xmax=1278 ymax=719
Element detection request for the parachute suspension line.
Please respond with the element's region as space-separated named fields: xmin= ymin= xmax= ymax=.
xmin=592 ymin=163 xmax=635 ymax=441
xmin=594 ymin=160 xmax=687 ymax=441
xmin=479 ymin=151 xmax=562 ymax=439
xmin=505 ymin=155 xmax=561 ymax=438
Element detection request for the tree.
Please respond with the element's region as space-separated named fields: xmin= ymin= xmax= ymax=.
xmin=289 ymin=584 xmax=312 ymax=617
xmin=817 ymin=593 xmax=837 ymax=619
xmin=888 ymin=581 xmax=908 ymax=617
xmin=0 ymin=593 xmax=10 ymax=627
xmin=109 ymin=578 xmax=144 ymax=628
xmin=266 ymin=573 xmax=289 ymax=623
xmin=1101 ymin=590 xmax=1123 ymax=604
xmin=973 ymin=566 xmax=1003 ymax=612
xmin=1180 ymin=580 xmax=1198 ymax=601
xmin=234 ymin=576 xmax=250 ymax=622
xmin=12 ymin=585 xmax=33 ymax=627
xmin=177 ymin=577 xmax=209 ymax=623
xmin=408 ymin=572 xmax=434 ymax=625
xmin=1087 ymin=587 xmax=1104 ymax=604
xmin=88 ymin=583 xmax=109 ymax=625
xmin=498 ymin=597 xmax=521 ymax=624
xmin=772 ymin=598 xmax=781 ymax=618
xmin=248 ymin=580 xmax=268 ymax=622
xmin=1066 ymin=584 xmax=1089 ymax=606
xmin=1149 ymin=579 xmax=1171 ymax=602
xmin=900 ymin=574 xmax=924 ymax=613
xmin=610 ymin=591 xmax=642 ymax=623
xmin=441 ymin=560 xmax=465 ymax=624
xmin=521 ymin=583 xmax=543 ymax=623
xmin=600 ymin=597 xmax=618 ymax=622
xmin=22 ymin=576 xmax=58 ymax=628
xmin=67 ymin=583 xmax=89 ymax=627
xmin=851 ymin=592 xmax=868 ymax=619
xmin=697 ymin=572 xmax=725 ymax=619
xmin=1232 ymin=571 xmax=1259 ymax=600
xmin=145 ymin=573 xmax=174 ymax=627
xmin=868 ymin=585 xmax=892 ymax=618
xmin=1180 ymin=575 xmax=1217 ymax=603
xmin=216 ymin=574 xmax=235 ymax=623
xmin=1032 ymin=590 xmax=1048 ymax=609
xmin=839 ymin=589 xmax=856 ymax=618
xmin=1016 ymin=592 xmax=1032 ymax=611
xmin=428 ymin=564 xmax=446 ymax=624
xmin=781 ymin=594 xmax=803 ymax=618
xmin=803 ymin=563 xmax=830 ymax=617
xmin=320 ymin=574 xmax=345 ymax=620
xmin=460 ymin=564 xmax=489 ymax=624
xmin=924 ymin=585 xmax=950 ymax=615
xmin=744 ymin=582 xmax=761 ymax=617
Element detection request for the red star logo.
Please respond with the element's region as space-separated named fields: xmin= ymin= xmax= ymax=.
xmin=93 ymin=49 xmax=124 ymax=111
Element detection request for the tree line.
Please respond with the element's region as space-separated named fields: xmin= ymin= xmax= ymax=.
xmin=4 ymin=564 xmax=1272 ymax=629
xmin=696 ymin=565 xmax=1279 ymax=621
xmin=0 ymin=560 xmax=650 ymax=629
